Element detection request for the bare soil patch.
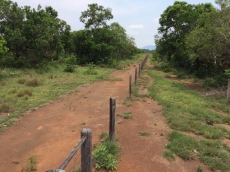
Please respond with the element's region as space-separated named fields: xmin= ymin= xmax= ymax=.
xmin=0 ymin=60 xmax=211 ymax=172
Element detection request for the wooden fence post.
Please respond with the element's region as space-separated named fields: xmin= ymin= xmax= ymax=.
xmin=227 ymin=79 xmax=230 ymax=104
xmin=139 ymin=64 xmax=141 ymax=77
xmin=109 ymin=98 xmax=116 ymax=141
xmin=129 ymin=75 xmax=132 ymax=99
xmin=81 ymin=128 xmax=92 ymax=172
xmin=135 ymin=68 xmax=137 ymax=86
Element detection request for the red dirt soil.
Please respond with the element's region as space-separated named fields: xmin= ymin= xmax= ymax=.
xmin=0 ymin=60 xmax=211 ymax=172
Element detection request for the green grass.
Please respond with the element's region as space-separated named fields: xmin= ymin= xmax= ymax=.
xmin=0 ymin=64 xmax=113 ymax=131
xmin=122 ymin=112 xmax=133 ymax=119
xmin=147 ymin=60 xmax=230 ymax=171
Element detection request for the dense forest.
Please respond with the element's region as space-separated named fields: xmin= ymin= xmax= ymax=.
xmin=154 ymin=0 xmax=230 ymax=87
xmin=0 ymin=0 xmax=140 ymax=68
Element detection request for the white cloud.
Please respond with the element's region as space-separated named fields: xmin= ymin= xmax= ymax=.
xmin=128 ymin=24 xmax=144 ymax=29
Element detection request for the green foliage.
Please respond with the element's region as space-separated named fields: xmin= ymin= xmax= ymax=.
xmin=93 ymin=141 xmax=120 ymax=170
xmin=0 ymin=0 xmax=71 ymax=67
xmin=63 ymin=64 xmax=75 ymax=73
xmin=0 ymin=36 xmax=8 ymax=56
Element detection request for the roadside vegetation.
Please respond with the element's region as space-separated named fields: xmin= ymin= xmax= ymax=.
xmin=148 ymin=58 xmax=230 ymax=171
xmin=153 ymin=1 xmax=230 ymax=170
xmin=93 ymin=133 xmax=120 ymax=170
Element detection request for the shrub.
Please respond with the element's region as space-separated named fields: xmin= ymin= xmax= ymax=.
xmin=64 ymin=64 xmax=75 ymax=73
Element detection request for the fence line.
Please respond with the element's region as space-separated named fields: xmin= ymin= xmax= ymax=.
xmin=46 ymin=54 xmax=149 ymax=172
xmin=129 ymin=53 xmax=149 ymax=98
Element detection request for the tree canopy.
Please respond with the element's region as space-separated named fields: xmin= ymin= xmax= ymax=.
xmin=0 ymin=1 xmax=137 ymax=68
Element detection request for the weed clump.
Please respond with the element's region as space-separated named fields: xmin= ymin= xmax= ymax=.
xmin=17 ymin=89 xmax=32 ymax=97
xmin=26 ymin=78 xmax=39 ymax=87
xmin=93 ymin=133 xmax=120 ymax=170
xmin=0 ymin=103 xmax=11 ymax=113
xmin=21 ymin=156 xmax=37 ymax=172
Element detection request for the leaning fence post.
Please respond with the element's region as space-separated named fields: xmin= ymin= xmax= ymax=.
xmin=227 ymin=79 xmax=230 ymax=104
xmin=129 ymin=75 xmax=132 ymax=99
xmin=81 ymin=128 xmax=92 ymax=172
xmin=109 ymin=98 xmax=116 ymax=141
xmin=135 ymin=68 xmax=137 ymax=86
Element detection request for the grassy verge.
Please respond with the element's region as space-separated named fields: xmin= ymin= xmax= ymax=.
xmin=147 ymin=60 xmax=230 ymax=171
xmin=0 ymin=63 xmax=113 ymax=131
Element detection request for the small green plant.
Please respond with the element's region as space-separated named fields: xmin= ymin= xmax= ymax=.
xmin=93 ymin=141 xmax=120 ymax=170
xmin=123 ymin=112 xmax=133 ymax=119
xmin=163 ymin=149 xmax=175 ymax=161
xmin=21 ymin=156 xmax=37 ymax=172
xmin=139 ymin=131 xmax=150 ymax=136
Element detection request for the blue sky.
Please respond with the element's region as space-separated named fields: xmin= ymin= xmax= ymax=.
xmin=14 ymin=0 xmax=217 ymax=48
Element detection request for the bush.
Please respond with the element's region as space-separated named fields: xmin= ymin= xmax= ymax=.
xmin=64 ymin=64 xmax=75 ymax=73
xmin=162 ymin=62 xmax=173 ymax=72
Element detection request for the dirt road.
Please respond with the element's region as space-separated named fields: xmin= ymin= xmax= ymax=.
xmin=0 ymin=60 xmax=210 ymax=172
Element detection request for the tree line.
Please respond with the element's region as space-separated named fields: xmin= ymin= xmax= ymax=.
xmin=0 ymin=1 xmax=138 ymax=68
xmin=154 ymin=0 xmax=230 ymax=85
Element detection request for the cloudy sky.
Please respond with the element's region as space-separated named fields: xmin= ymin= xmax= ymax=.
xmin=13 ymin=0 xmax=217 ymax=48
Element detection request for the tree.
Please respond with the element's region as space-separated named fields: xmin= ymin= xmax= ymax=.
xmin=215 ymin=0 xmax=230 ymax=9
xmin=155 ymin=1 xmax=214 ymax=68
xmin=186 ymin=8 xmax=230 ymax=73
xmin=80 ymin=3 xmax=113 ymax=31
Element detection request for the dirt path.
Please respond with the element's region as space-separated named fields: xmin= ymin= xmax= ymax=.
xmin=0 ymin=60 xmax=210 ymax=172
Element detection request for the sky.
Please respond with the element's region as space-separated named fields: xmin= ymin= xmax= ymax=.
xmin=13 ymin=0 xmax=217 ymax=48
